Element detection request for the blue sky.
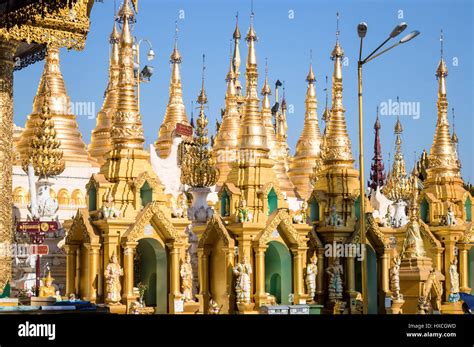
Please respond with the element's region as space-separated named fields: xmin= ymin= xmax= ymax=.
xmin=13 ymin=0 xmax=473 ymax=182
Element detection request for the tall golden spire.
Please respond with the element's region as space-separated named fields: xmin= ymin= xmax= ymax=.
xmin=384 ymin=117 xmax=411 ymax=201
xmin=261 ymin=59 xmax=277 ymax=155
xmin=214 ymin=44 xmax=241 ymax=185
xmin=238 ymin=12 xmax=269 ymax=157
xmin=155 ymin=21 xmax=189 ymax=158
xmin=109 ymin=2 xmax=144 ymax=151
xmin=320 ymin=14 xmax=353 ymax=166
xmin=289 ymin=54 xmax=323 ymax=199
xmin=426 ymin=30 xmax=460 ymax=178
xmin=232 ymin=13 xmax=243 ymax=97
xmin=89 ymin=21 xmax=121 ymax=165
xmin=17 ymin=46 xmax=96 ymax=167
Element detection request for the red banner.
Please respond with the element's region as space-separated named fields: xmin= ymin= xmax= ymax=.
xmin=17 ymin=221 xmax=59 ymax=233
xmin=176 ymin=123 xmax=193 ymax=137
xmin=29 ymin=245 xmax=49 ymax=255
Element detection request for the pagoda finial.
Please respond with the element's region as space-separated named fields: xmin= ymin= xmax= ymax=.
xmin=110 ymin=4 xmax=144 ymax=150
xmin=322 ymin=18 xmax=353 ymax=165
xmin=369 ymin=107 xmax=385 ymax=190
xmin=155 ymin=22 xmax=189 ymax=158
xmin=180 ymin=56 xmax=218 ymax=188
xmin=428 ymin=30 xmax=459 ymax=179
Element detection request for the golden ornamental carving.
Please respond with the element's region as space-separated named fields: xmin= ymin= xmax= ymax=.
xmin=123 ymin=201 xmax=178 ymax=243
xmin=257 ymin=209 xmax=301 ymax=247
xmin=198 ymin=215 xmax=234 ymax=248
xmin=0 ymin=0 xmax=93 ymax=51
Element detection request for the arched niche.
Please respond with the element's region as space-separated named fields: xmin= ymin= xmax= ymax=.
xmin=265 ymin=241 xmax=292 ymax=304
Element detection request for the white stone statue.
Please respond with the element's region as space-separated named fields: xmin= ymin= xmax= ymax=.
xmin=392 ymin=200 xmax=408 ymax=228
xmin=370 ymin=186 xmax=394 ymax=223
xmin=101 ymin=191 xmax=121 ymax=219
xmin=237 ymin=199 xmax=252 ymax=222
xmin=389 ymin=256 xmax=402 ymax=301
xmin=105 ymin=254 xmax=123 ymax=305
xmin=292 ymin=201 xmax=308 ymax=224
xmin=447 ymin=205 xmax=456 ymax=226
xmin=180 ymin=252 xmax=194 ymax=302
xmin=305 ymin=255 xmax=318 ymax=301
xmin=233 ymin=255 xmax=252 ymax=304
xmin=326 ymin=257 xmax=343 ymax=301
xmin=172 ymin=193 xmax=188 ymax=218
xmin=31 ymin=180 xmax=58 ymax=218
xmin=449 ymin=257 xmax=460 ymax=294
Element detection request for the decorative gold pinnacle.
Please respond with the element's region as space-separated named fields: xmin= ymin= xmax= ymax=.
xmin=383 ymin=117 xmax=411 ymax=201
xmin=181 ymin=55 xmax=218 ymax=188
xmin=23 ymin=102 xmax=65 ymax=178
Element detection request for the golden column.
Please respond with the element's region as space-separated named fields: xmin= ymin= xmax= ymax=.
xmin=292 ymin=248 xmax=305 ymax=303
xmin=197 ymin=248 xmax=210 ymax=312
xmin=64 ymin=244 xmax=78 ymax=296
xmin=254 ymin=245 xmax=267 ymax=306
xmin=0 ymin=39 xmax=18 ymax=293
xmin=168 ymin=242 xmax=182 ymax=313
xmin=458 ymin=244 xmax=471 ymax=293
xmin=346 ymin=254 xmax=356 ymax=296
xmin=316 ymin=247 xmax=325 ymax=302
xmin=88 ymin=244 xmax=100 ymax=303
xmin=122 ymin=242 xmax=137 ymax=303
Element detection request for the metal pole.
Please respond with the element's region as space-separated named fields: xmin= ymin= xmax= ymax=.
xmin=357 ymin=61 xmax=368 ymax=314
xmin=35 ymin=254 xmax=40 ymax=296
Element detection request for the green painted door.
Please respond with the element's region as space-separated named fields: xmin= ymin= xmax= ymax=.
xmin=265 ymin=241 xmax=292 ymax=304
xmin=88 ymin=186 xmax=96 ymax=211
xmin=310 ymin=201 xmax=319 ymax=221
xmin=420 ymin=199 xmax=429 ymax=223
xmin=465 ymin=198 xmax=472 ymax=222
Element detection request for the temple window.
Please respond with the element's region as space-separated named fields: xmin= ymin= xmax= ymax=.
xmin=268 ymin=188 xmax=278 ymax=214
xmin=465 ymin=197 xmax=472 ymax=222
xmin=88 ymin=186 xmax=97 ymax=211
xmin=72 ymin=189 xmax=86 ymax=206
xmin=355 ymin=196 xmax=361 ymax=220
xmin=140 ymin=181 xmax=153 ymax=207
xmin=310 ymin=200 xmax=319 ymax=222
xmin=57 ymin=189 xmax=70 ymax=206
xmin=420 ymin=198 xmax=429 ymax=223
xmin=220 ymin=190 xmax=230 ymax=217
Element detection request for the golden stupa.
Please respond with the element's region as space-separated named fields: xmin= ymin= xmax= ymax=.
xmin=154 ymin=23 xmax=190 ymax=158
xmin=288 ymin=61 xmax=323 ymax=199
xmin=16 ymin=47 xmax=97 ymax=167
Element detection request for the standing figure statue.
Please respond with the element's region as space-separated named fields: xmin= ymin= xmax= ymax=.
xmin=305 ymin=255 xmax=318 ymax=302
xmin=101 ymin=191 xmax=121 ymax=219
xmin=389 ymin=256 xmax=402 ymax=300
xmin=233 ymin=255 xmax=252 ymax=304
xmin=326 ymin=257 xmax=343 ymax=301
xmin=180 ymin=252 xmax=194 ymax=302
xmin=448 ymin=257 xmax=460 ymax=302
xmin=446 ymin=205 xmax=456 ymax=226
xmin=105 ymin=254 xmax=123 ymax=305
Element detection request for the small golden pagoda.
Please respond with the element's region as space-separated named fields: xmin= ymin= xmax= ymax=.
xmin=193 ymin=14 xmax=311 ymax=314
xmin=16 ymin=46 xmax=97 ymax=168
xmin=310 ymin=29 xmax=360 ymax=236
xmin=155 ymin=23 xmax=190 ymax=158
xmin=88 ymin=22 xmax=121 ymax=165
xmin=65 ymin=0 xmax=189 ymax=313
xmin=288 ymin=61 xmax=323 ymax=200
xmin=419 ymin=32 xmax=473 ymax=308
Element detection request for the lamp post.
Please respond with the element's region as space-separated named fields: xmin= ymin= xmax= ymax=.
xmin=133 ymin=38 xmax=155 ymax=112
xmin=357 ymin=22 xmax=419 ymax=314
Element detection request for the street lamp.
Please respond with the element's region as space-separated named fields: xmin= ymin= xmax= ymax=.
xmin=133 ymin=38 xmax=155 ymax=111
xmin=356 ymin=22 xmax=419 ymax=314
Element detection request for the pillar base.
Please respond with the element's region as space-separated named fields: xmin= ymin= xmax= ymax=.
xmin=441 ymin=301 xmax=464 ymax=314
xmin=107 ymin=304 xmax=127 ymax=314
xmin=237 ymin=302 xmax=255 ymax=313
